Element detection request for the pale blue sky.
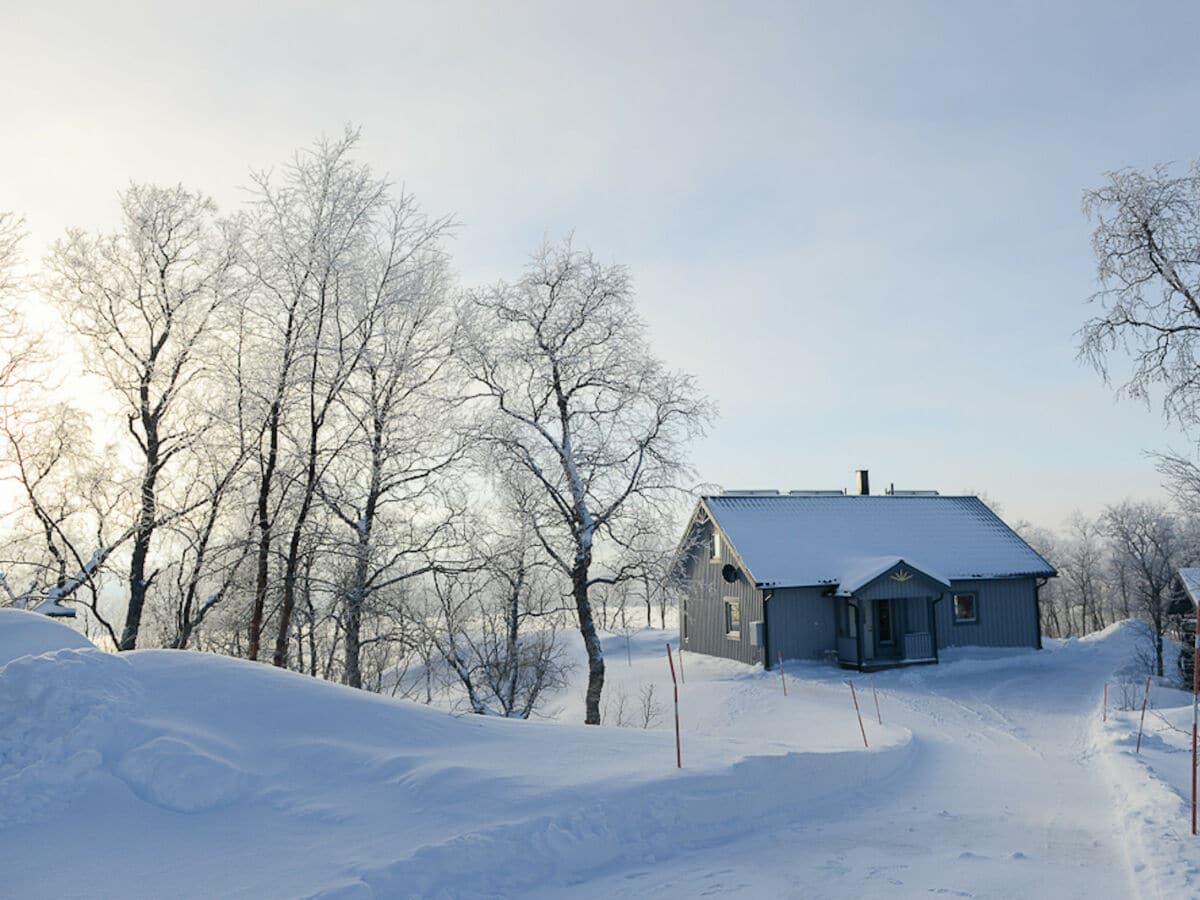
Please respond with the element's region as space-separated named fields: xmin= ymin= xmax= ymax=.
xmin=4 ymin=1 xmax=1199 ymax=526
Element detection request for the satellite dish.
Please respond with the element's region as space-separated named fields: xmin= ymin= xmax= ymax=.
xmin=721 ymin=563 xmax=739 ymax=584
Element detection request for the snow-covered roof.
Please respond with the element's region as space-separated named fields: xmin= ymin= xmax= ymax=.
xmin=701 ymin=494 xmax=1056 ymax=589
xmin=832 ymin=555 xmax=951 ymax=596
xmin=1178 ymin=568 xmax=1200 ymax=606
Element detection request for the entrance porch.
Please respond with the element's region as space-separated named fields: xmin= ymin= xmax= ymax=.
xmin=831 ymin=558 xmax=948 ymax=670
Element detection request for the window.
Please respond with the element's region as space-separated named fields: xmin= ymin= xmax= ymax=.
xmin=953 ymin=593 xmax=977 ymax=624
xmin=724 ymin=598 xmax=741 ymax=638
xmin=709 ymin=529 xmax=722 ymax=561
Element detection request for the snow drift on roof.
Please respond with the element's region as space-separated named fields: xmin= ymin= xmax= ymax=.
xmin=702 ymin=495 xmax=1055 ymax=588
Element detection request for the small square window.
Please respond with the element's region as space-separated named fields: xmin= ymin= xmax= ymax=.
xmin=953 ymin=593 xmax=977 ymax=623
xmin=724 ymin=598 xmax=741 ymax=638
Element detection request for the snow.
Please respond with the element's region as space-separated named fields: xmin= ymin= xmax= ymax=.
xmin=0 ymin=607 xmax=94 ymax=664
xmin=1 ymin=613 xmax=1195 ymax=897
xmin=1178 ymin=567 xmax=1200 ymax=606
xmin=702 ymin=494 xmax=1055 ymax=587
xmin=832 ymin=554 xmax=950 ymax=595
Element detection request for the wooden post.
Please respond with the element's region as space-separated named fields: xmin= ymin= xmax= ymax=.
xmin=870 ymin=673 xmax=882 ymax=725
xmin=848 ymin=680 xmax=869 ymax=748
xmin=1136 ymin=675 xmax=1151 ymax=754
xmin=678 ymin=642 xmax=685 ymax=685
xmin=778 ymin=650 xmax=787 ymax=696
xmin=666 ymin=643 xmax=681 ymax=768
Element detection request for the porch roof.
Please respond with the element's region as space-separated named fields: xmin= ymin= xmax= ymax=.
xmin=832 ymin=556 xmax=951 ymax=597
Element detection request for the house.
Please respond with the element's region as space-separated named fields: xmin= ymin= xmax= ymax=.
xmin=675 ymin=472 xmax=1056 ymax=670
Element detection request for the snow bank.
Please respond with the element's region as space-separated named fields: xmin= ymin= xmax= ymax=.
xmin=0 ymin=607 xmax=94 ymax=665
xmin=11 ymin=616 xmax=1166 ymax=899
xmin=320 ymin=737 xmax=916 ymax=899
xmin=0 ymin=618 xmax=914 ymax=898
xmin=1096 ymin=681 xmax=1200 ymax=898
xmin=0 ymin=648 xmax=139 ymax=826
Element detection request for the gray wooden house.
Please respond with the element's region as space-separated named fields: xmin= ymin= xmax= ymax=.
xmin=675 ymin=478 xmax=1055 ymax=670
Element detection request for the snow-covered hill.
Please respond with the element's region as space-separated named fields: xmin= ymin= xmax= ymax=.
xmin=0 ymin=609 xmax=1195 ymax=898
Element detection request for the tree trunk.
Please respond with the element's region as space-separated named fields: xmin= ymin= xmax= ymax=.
xmin=272 ymin=518 xmax=308 ymax=669
xmin=343 ymin=587 xmax=363 ymax=688
xmin=120 ymin=459 xmax=159 ymax=651
xmin=1155 ymin=614 xmax=1165 ymax=678
xmin=572 ymin=561 xmax=604 ymax=725
xmin=503 ymin=568 xmax=523 ymax=715
xmin=248 ymin=400 xmax=281 ymax=661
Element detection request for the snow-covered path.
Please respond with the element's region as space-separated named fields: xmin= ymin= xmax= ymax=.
xmin=562 ymin=639 xmax=1137 ymax=899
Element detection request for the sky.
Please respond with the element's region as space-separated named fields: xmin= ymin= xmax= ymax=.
xmin=4 ymin=0 xmax=1200 ymax=529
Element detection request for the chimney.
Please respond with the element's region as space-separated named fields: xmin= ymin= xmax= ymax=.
xmin=855 ymin=469 xmax=870 ymax=496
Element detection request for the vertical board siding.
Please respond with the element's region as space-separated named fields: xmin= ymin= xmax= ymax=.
xmin=680 ymin=521 xmax=764 ymax=666
xmin=935 ymin=578 xmax=1040 ymax=649
xmin=766 ymin=587 xmax=839 ymax=663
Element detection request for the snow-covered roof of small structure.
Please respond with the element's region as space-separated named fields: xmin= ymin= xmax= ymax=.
xmin=1178 ymin=568 xmax=1200 ymax=606
xmin=700 ymin=494 xmax=1056 ymax=589
xmin=832 ymin=555 xmax=951 ymax=596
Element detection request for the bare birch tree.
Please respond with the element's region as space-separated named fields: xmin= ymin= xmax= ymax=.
xmin=426 ymin=542 xmax=571 ymax=717
xmin=47 ymin=185 xmax=239 ymax=649
xmin=243 ymin=129 xmax=442 ymax=670
xmin=1081 ymin=164 xmax=1200 ymax=425
xmin=461 ymin=239 xmax=712 ymax=724
xmin=1103 ymin=500 xmax=1190 ymax=676
xmin=317 ymin=202 xmax=463 ymax=688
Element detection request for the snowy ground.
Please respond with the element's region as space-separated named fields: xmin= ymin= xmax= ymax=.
xmin=1 ymin=610 xmax=1195 ymax=898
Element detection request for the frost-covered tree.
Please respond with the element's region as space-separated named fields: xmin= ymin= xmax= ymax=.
xmin=460 ymin=239 xmax=712 ymax=724
xmin=426 ymin=540 xmax=571 ymax=718
xmin=47 ymin=185 xmax=239 ymax=649
xmin=317 ymin=205 xmax=463 ymax=688
xmin=242 ymin=129 xmax=454 ymax=671
xmin=1102 ymin=500 xmax=1191 ymax=677
xmin=1081 ymin=163 xmax=1200 ymax=427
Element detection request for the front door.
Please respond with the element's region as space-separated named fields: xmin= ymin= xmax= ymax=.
xmin=876 ymin=599 xmax=898 ymax=659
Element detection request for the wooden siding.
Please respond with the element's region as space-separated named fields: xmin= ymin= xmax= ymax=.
xmin=765 ymin=587 xmax=838 ymax=664
xmin=679 ymin=520 xmax=764 ymax=666
xmin=935 ymin=578 xmax=1040 ymax=649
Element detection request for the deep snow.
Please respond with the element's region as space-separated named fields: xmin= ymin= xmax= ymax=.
xmin=0 ymin=610 xmax=1193 ymax=898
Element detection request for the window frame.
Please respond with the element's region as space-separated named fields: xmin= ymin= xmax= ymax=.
xmin=724 ymin=597 xmax=741 ymax=639
xmin=952 ymin=592 xmax=978 ymax=625
xmin=709 ymin=528 xmax=722 ymax=562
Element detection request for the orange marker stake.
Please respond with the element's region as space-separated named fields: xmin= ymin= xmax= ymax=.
xmin=666 ymin=643 xmax=682 ymax=769
xmin=1136 ymin=675 xmax=1151 ymax=754
xmin=849 ymin=680 xmax=869 ymax=748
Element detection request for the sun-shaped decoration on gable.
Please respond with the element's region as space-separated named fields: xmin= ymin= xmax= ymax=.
xmin=890 ymin=568 xmax=914 ymax=583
